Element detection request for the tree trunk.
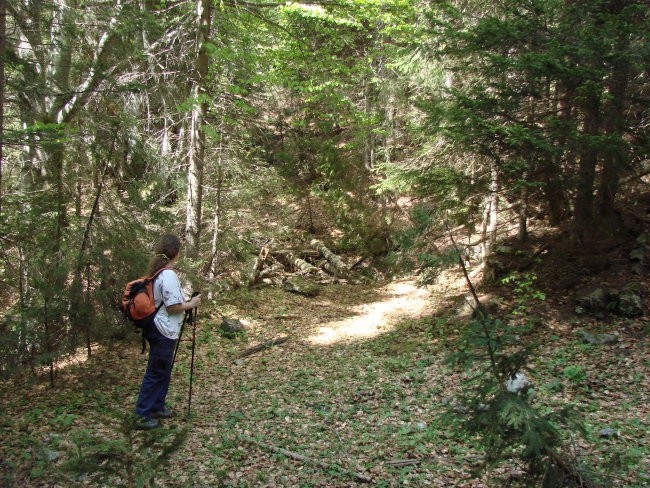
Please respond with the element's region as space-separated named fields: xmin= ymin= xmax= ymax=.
xmin=205 ymin=126 xmax=224 ymax=279
xmin=487 ymin=162 xmax=499 ymax=251
xmin=0 ymin=0 xmax=5 ymax=213
xmin=518 ymin=175 xmax=528 ymax=243
xmin=71 ymin=154 xmax=112 ymax=356
xmin=363 ymin=81 xmax=376 ymax=171
xmin=185 ymin=0 xmax=212 ymax=258
xmin=270 ymin=250 xmax=321 ymax=275
xmin=544 ymin=81 xmax=572 ymax=226
xmin=249 ymin=245 xmax=270 ymax=286
xmin=480 ymin=195 xmax=490 ymax=262
xmin=597 ymin=31 xmax=629 ymax=227
xmin=574 ymin=97 xmax=600 ymax=241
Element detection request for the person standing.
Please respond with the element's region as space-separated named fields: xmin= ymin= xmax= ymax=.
xmin=135 ymin=234 xmax=201 ymax=430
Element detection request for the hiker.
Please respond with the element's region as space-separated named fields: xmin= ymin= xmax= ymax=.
xmin=135 ymin=233 xmax=201 ymax=430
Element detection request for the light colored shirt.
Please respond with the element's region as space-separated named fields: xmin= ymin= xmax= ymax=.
xmin=153 ymin=269 xmax=185 ymax=339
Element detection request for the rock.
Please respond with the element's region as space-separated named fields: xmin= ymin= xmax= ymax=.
xmin=443 ymin=397 xmax=468 ymax=414
xmin=453 ymin=404 xmax=468 ymax=414
xmin=575 ymin=288 xmax=606 ymax=314
xmin=283 ymin=277 xmax=320 ymax=297
xmin=580 ymin=331 xmax=619 ymax=345
xmin=546 ymin=379 xmax=563 ymax=392
xmin=495 ymin=245 xmax=514 ymax=255
xmin=36 ymin=446 xmax=60 ymax=462
xmin=458 ymin=294 xmax=499 ymax=318
xmin=505 ymin=372 xmax=533 ymax=394
xmin=599 ymin=428 xmax=619 ymax=439
xmin=618 ymin=285 xmax=644 ymax=317
xmin=629 ymin=247 xmax=645 ymax=262
xmin=219 ymin=318 xmax=246 ymax=337
xmin=484 ymin=254 xmax=512 ymax=280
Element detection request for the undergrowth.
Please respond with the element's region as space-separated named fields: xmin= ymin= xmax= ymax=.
xmin=0 ymin=278 xmax=647 ymax=486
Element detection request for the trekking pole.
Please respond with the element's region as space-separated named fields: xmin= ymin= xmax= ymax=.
xmin=187 ymin=292 xmax=199 ymax=417
xmin=171 ymin=311 xmax=188 ymax=373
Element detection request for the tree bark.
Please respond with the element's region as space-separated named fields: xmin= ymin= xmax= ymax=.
xmin=598 ymin=27 xmax=629 ymax=226
xmin=185 ymin=0 xmax=212 ymax=258
xmin=487 ymin=162 xmax=499 ymax=252
xmin=574 ymin=96 xmax=600 ymax=241
xmin=0 ymin=0 xmax=5 ymax=213
xmin=311 ymin=239 xmax=348 ymax=277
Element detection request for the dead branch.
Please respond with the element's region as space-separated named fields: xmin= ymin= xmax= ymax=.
xmin=237 ymin=336 xmax=289 ymax=358
xmin=239 ymin=435 xmax=372 ymax=483
xmin=545 ymin=448 xmax=600 ymax=488
xmin=248 ymin=243 xmax=271 ymax=286
xmin=517 ymin=243 xmax=552 ymax=272
xmin=350 ymin=256 xmax=368 ymax=270
xmin=445 ymin=221 xmax=485 ymax=317
xmin=386 ymin=458 xmax=423 ymax=467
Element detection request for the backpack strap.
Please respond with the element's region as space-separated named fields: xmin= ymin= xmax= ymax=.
xmin=141 ymin=268 xmax=170 ymax=354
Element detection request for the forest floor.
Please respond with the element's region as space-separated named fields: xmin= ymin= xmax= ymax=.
xmin=1 ymin=240 xmax=649 ymax=487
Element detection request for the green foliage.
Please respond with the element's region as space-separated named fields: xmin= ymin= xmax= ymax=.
xmin=501 ymin=272 xmax=546 ymax=322
xmin=418 ymin=0 xmax=650 ymax=234
xmin=61 ymin=413 xmax=189 ymax=487
xmin=385 ymin=202 xmax=465 ymax=279
xmin=562 ymin=365 xmax=586 ymax=384
xmin=445 ymin=273 xmax=586 ymax=483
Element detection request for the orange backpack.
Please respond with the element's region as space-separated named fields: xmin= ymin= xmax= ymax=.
xmin=121 ymin=268 xmax=168 ymax=329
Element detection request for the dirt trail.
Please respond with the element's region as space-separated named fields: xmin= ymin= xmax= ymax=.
xmin=170 ymin=279 xmax=456 ymax=487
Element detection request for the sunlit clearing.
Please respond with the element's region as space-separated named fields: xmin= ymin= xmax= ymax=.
xmin=308 ymin=281 xmax=432 ymax=345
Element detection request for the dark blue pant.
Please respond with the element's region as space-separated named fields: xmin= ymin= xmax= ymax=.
xmin=135 ymin=325 xmax=177 ymax=419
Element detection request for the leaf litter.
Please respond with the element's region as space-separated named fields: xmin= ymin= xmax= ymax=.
xmin=0 ymin=278 xmax=648 ymax=487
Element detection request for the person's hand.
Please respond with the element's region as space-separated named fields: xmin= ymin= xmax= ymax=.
xmin=188 ymin=294 xmax=201 ymax=309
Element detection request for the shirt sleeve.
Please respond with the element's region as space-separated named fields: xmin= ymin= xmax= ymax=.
xmin=160 ymin=269 xmax=185 ymax=307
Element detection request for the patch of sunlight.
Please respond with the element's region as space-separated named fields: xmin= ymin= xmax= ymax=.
xmin=37 ymin=343 xmax=101 ymax=374
xmin=307 ymin=280 xmax=433 ymax=345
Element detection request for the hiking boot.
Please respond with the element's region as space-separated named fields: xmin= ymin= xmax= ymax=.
xmin=152 ymin=407 xmax=174 ymax=419
xmin=135 ymin=418 xmax=160 ymax=430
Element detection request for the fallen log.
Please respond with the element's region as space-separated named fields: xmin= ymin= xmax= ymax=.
xmin=311 ymin=239 xmax=348 ymax=277
xmin=237 ymin=336 xmax=289 ymax=358
xmin=239 ymin=435 xmax=372 ymax=484
xmin=258 ymin=265 xmax=285 ymax=287
xmin=273 ymin=251 xmax=321 ymax=274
